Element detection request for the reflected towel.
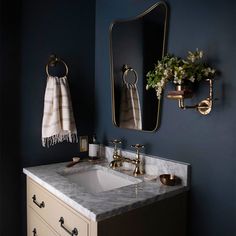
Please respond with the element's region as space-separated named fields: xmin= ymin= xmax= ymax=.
xmin=42 ymin=76 xmax=78 ymax=147
xmin=119 ymin=83 xmax=142 ymax=130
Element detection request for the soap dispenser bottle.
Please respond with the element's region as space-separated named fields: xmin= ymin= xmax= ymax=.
xmin=88 ymin=134 xmax=99 ymax=161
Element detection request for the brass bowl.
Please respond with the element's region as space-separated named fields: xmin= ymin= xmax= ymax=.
xmin=159 ymin=174 xmax=177 ymax=186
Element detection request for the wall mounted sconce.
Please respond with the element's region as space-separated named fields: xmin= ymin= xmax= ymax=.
xmin=167 ymin=79 xmax=213 ymax=115
xmin=146 ymin=49 xmax=216 ymax=116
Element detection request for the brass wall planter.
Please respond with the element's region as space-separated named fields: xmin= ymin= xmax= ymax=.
xmin=166 ymin=79 xmax=213 ymax=115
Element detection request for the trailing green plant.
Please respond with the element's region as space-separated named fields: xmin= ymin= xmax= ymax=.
xmin=146 ymin=49 xmax=216 ymax=99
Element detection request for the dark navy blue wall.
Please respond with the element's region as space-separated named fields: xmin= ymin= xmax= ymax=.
xmin=21 ymin=0 xmax=95 ymax=167
xmin=95 ymin=0 xmax=236 ymax=235
xmin=0 ymin=0 xmax=95 ymax=235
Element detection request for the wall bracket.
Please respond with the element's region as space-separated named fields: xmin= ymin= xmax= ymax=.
xmin=167 ymin=79 xmax=213 ymax=115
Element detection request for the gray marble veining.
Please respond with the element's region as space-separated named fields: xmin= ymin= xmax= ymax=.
xmin=23 ymin=148 xmax=190 ymax=222
xmin=104 ymin=146 xmax=190 ymax=186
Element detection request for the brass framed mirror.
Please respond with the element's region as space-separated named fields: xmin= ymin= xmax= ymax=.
xmin=109 ymin=1 xmax=168 ymax=132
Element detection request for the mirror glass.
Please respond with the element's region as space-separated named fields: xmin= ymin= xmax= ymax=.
xmin=110 ymin=2 xmax=168 ymax=131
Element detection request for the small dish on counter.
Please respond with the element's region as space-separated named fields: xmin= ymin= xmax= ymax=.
xmin=159 ymin=174 xmax=179 ymax=186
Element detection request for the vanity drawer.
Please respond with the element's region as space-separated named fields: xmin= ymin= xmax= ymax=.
xmin=27 ymin=206 xmax=58 ymax=236
xmin=27 ymin=177 xmax=89 ymax=236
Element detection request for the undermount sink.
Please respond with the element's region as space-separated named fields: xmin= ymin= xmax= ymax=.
xmin=61 ymin=167 xmax=141 ymax=193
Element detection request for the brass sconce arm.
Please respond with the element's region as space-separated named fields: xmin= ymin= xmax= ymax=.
xmin=167 ymin=79 xmax=213 ymax=115
xmin=178 ymin=99 xmax=198 ymax=110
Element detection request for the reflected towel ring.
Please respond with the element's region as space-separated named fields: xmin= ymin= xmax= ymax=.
xmin=122 ymin=65 xmax=138 ymax=85
xmin=46 ymin=54 xmax=69 ymax=77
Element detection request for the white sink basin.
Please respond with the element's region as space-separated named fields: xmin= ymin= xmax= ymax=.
xmin=62 ymin=167 xmax=141 ymax=193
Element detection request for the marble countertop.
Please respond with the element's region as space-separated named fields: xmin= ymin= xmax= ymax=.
xmin=23 ymin=159 xmax=189 ymax=222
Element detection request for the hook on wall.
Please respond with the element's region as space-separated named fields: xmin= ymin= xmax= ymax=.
xmin=48 ymin=54 xmax=60 ymax=67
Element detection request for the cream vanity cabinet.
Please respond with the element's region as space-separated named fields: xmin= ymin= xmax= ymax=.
xmin=28 ymin=207 xmax=57 ymax=236
xmin=27 ymin=177 xmax=97 ymax=236
xmin=27 ymin=176 xmax=187 ymax=236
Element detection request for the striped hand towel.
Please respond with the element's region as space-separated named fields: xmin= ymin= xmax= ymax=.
xmin=119 ymin=83 xmax=142 ymax=130
xmin=42 ymin=76 xmax=78 ymax=147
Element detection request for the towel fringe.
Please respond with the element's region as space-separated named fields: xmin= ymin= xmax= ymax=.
xmin=42 ymin=75 xmax=78 ymax=147
xmin=42 ymin=132 xmax=78 ymax=148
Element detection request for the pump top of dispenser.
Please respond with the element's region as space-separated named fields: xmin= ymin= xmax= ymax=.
xmin=92 ymin=134 xmax=97 ymax=144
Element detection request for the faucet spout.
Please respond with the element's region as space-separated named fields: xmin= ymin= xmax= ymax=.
xmin=109 ymin=159 xmax=122 ymax=169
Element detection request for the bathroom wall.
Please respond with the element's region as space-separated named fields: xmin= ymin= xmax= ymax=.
xmin=1 ymin=0 xmax=235 ymax=235
xmin=0 ymin=0 xmax=95 ymax=235
xmin=95 ymin=0 xmax=236 ymax=236
xmin=20 ymin=0 xmax=95 ymax=167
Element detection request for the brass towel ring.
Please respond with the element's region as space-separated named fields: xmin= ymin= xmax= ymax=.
xmin=122 ymin=64 xmax=138 ymax=85
xmin=46 ymin=54 xmax=69 ymax=77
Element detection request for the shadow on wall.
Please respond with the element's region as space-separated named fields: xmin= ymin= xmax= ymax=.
xmin=0 ymin=0 xmax=22 ymax=235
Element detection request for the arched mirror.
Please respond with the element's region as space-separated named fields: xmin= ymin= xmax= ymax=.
xmin=109 ymin=1 xmax=168 ymax=131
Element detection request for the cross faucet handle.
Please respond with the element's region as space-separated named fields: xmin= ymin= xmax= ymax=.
xmin=131 ymin=144 xmax=144 ymax=151
xmin=110 ymin=140 xmax=122 ymax=167
xmin=131 ymin=144 xmax=144 ymax=159
xmin=131 ymin=144 xmax=144 ymax=176
xmin=110 ymin=139 xmax=122 ymax=149
xmin=110 ymin=139 xmax=122 ymax=145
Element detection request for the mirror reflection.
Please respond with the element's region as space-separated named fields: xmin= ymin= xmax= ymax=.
xmin=110 ymin=2 xmax=168 ymax=131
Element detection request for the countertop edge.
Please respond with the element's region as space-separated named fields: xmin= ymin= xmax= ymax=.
xmin=23 ymin=166 xmax=189 ymax=222
xmin=95 ymin=186 xmax=189 ymax=221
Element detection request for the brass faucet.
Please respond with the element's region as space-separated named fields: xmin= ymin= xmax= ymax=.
xmin=109 ymin=140 xmax=144 ymax=176
xmin=130 ymin=144 xmax=144 ymax=176
xmin=109 ymin=140 xmax=123 ymax=168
